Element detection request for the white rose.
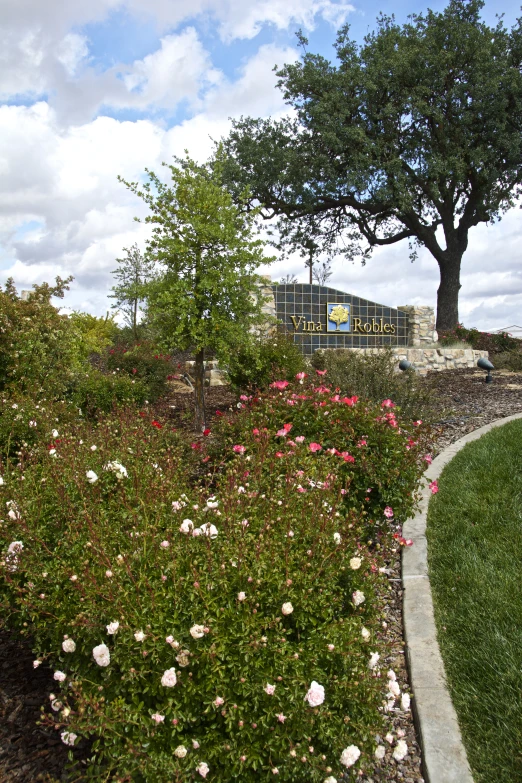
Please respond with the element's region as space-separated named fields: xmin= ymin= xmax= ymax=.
xmin=86 ymin=470 xmax=98 ymax=483
xmin=93 ymin=643 xmax=110 ymax=667
xmin=52 ymin=429 xmax=59 ymax=438
xmin=161 ymin=667 xmax=177 ymax=687
xmin=190 ymin=624 xmax=205 ymax=639
xmin=53 ymin=671 xmax=66 ymax=682
xmin=61 ymin=731 xmax=77 ymax=746
xmin=281 ymin=602 xmax=294 ymax=616
xmin=368 ymin=652 xmax=380 ymax=669
xmin=106 ymin=621 xmax=119 ymax=635
xmin=134 ymin=630 xmax=145 ymax=642
xmin=333 ymin=532 xmax=341 ymax=545
xmin=179 ymin=519 xmax=194 ymax=534
xmin=388 ymin=680 xmax=400 ymax=697
xmin=393 ymin=740 xmax=408 ymax=761
xmin=375 ymin=745 xmax=386 ymax=760
xmin=401 ymin=692 xmax=411 ymax=711
xmin=352 ymin=590 xmax=365 ymax=606
xmin=361 ymin=627 xmax=370 ymax=641
xmin=340 ymin=745 xmax=361 ymax=768
xmin=198 ymin=522 xmax=218 ymax=539
xmin=305 ymin=681 xmax=325 ymax=707
xmin=349 ymin=557 xmax=362 ymax=570
xmin=238 ymin=592 xmax=246 ymax=601
xmin=174 ymin=745 xmax=187 ymax=758
xmin=62 ymin=639 xmax=76 ymax=653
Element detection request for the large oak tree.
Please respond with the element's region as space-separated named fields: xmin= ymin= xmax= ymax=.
xmin=223 ymin=0 xmax=522 ymax=330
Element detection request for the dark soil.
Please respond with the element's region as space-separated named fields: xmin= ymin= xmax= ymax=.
xmin=2 ymin=369 xmax=521 ymax=782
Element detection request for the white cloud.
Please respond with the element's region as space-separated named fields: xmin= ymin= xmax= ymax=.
xmin=204 ymin=43 xmax=298 ymax=119
xmin=56 ymin=33 xmax=90 ymax=77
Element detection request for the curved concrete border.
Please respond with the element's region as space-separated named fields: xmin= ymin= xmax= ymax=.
xmin=402 ymin=412 xmax=522 ymax=783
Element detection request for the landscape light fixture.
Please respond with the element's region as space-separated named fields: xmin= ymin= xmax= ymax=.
xmin=399 ymin=359 xmax=414 ymax=372
xmin=477 ymin=357 xmax=494 ymax=383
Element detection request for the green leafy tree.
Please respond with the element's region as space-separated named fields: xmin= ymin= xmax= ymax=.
xmin=110 ymin=243 xmax=155 ymax=338
xmin=119 ymin=154 xmax=273 ymax=430
xmin=68 ymin=311 xmax=120 ymax=363
xmin=0 ymin=276 xmax=77 ymax=397
xmin=223 ymin=0 xmax=522 ymax=330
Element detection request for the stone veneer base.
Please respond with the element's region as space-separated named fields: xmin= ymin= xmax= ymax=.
xmin=320 ymin=347 xmax=488 ymax=375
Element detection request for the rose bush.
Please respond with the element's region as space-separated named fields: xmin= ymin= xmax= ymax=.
xmin=0 ymin=375 xmax=425 ymax=781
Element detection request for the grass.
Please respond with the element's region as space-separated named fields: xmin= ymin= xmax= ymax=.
xmin=427 ymin=419 xmax=522 ymax=783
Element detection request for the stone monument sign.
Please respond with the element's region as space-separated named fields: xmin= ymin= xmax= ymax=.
xmin=271 ymin=283 xmax=410 ymax=356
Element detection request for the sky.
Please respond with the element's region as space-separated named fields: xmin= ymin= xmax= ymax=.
xmin=1 ymin=0 xmax=521 ymax=331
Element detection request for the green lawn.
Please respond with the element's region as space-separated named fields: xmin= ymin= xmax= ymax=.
xmin=427 ymin=419 xmax=522 ymax=783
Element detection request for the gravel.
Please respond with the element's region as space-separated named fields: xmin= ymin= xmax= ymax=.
xmin=2 ymin=368 xmax=521 ymax=782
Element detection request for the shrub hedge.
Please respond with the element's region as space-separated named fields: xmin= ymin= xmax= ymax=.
xmin=0 ymin=373 xmax=428 ymax=781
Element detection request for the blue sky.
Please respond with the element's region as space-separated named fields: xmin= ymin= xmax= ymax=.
xmin=1 ymin=0 xmax=521 ymax=329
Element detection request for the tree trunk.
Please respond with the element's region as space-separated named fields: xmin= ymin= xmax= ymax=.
xmin=193 ymin=348 xmax=206 ymax=432
xmin=436 ymin=251 xmax=463 ymax=332
xmin=133 ymin=297 xmax=138 ymax=340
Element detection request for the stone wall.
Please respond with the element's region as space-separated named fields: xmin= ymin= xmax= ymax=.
xmin=339 ymin=346 xmax=488 ymax=375
xmin=397 ymin=305 xmax=437 ymax=346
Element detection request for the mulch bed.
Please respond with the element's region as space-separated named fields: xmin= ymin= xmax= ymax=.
xmin=2 ymin=370 xmax=521 ymax=782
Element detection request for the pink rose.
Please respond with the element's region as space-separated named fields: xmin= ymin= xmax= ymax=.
xmin=233 ymin=445 xmax=246 ymax=454
xmin=270 ymin=380 xmax=290 ymax=390
xmin=384 ymin=506 xmax=394 ymax=519
xmin=309 ymin=442 xmax=322 ymax=453
xmin=429 ymin=480 xmax=439 ymax=494
xmin=264 ymin=683 xmax=276 ymax=695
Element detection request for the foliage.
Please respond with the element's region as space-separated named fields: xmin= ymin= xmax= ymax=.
xmin=68 ymin=312 xmax=120 ymax=364
xmin=69 ymin=370 xmax=149 ymax=417
xmin=110 ymin=244 xmax=156 ymax=338
xmin=119 ymin=152 xmax=274 ymax=429
xmin=439 ymin=324 xmax=522 ymax=356
xmin=225 ymin=331 xmax=306 ymax=392
xmin=427 ymin=419 xmax=522 ymax=783
xmin=0 ymin=395 xmax=78 ymax=465
xmin=105 ymin=343 xmax=174 ymax=402
xmin=0 ymin=277 xmax=78 ymax=398
xmin=211 ymin=372 xmax=430 ymax=527
xmin=223 ymin=0 xmax=522 ymax=330
xmin=491 ymin=350 xmax=522 ymax=372
xmin=311 ymin=349 xmax=433 ymax=423
xmin=0 ymin=379 xmax=426 ymax=782
xmin=312 ymin=260 xmax=332 ymax=287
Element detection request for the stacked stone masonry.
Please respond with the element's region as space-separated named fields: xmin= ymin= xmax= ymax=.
xmin=329 ymin=347 xmax=489 ymax=375
xmin=398 ymin=305 xmax=438 ymax=346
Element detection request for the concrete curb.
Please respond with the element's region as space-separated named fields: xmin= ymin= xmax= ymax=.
xmin=402 ymin=412 xmax=522 ymax=783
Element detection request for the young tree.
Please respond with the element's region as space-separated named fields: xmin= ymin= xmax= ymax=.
xmin=110 ymin=244 xmax=155 ymax=338
xmin=223 ymin=0 xmax=522 ymax=330
xmin=118 ymin=155 xmax=272 ymax=431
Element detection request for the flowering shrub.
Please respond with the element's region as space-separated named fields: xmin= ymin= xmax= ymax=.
xmin=212 ymin=374 xmax=429 ymax=527
xmin=225 ymin=330 xmax=306 ymax=392
xmin=104 ymin=342 xmax=174 ymax=402
xmin=311 ymin=348 xmax=433 ymax=423
xmin=0 ymin=277 xmax=79 ymax=398
xmin=0 ymin=394 xmax=79 ymax=463
xmin=69 ymin=370 xmax=148 ymax=417
xmin=0 ymin=377 xmax=425 ymax=781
